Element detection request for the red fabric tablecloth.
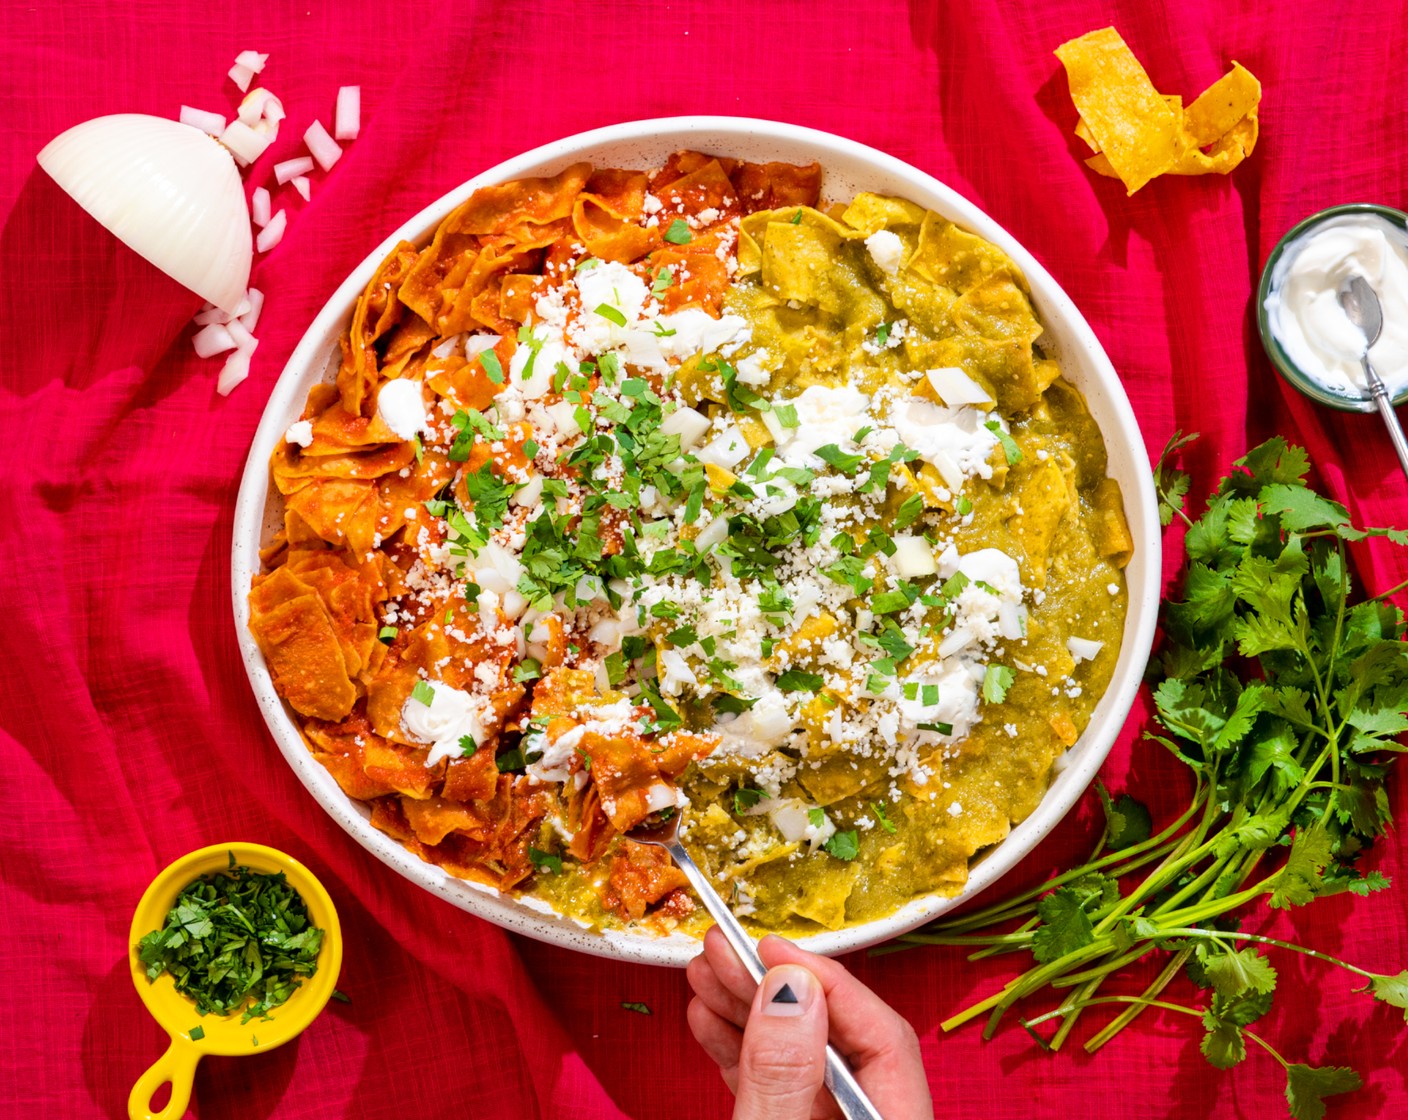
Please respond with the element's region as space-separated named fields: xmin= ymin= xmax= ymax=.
xmin=3 ymin=2 xmax=1406 ymax=1117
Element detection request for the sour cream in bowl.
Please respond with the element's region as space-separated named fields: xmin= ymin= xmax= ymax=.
xmin=1258 ymin=205 xmax=1408 ymax=411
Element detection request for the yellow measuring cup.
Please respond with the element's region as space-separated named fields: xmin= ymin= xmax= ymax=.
xmin=127 ymin=842 xmax=343 ymax=1120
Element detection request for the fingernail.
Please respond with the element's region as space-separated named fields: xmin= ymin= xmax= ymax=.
xmin=760 ymin=965 xmax=817 ymax=1017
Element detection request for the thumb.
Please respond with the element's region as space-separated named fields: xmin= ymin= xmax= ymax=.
xmin=733 ymin=964 xmax=828 ymax=1120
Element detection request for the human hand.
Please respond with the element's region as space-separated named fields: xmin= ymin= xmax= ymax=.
xmin=686 ymin=928 xmax=934 ymax=1120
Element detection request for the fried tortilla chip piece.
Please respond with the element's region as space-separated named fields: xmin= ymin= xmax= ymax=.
xmin=1054 ymin=27 xmax=1183 ymax=194
xmin=248 ymin=567 xmax=357 ymax=720
xmin=1184 ymin=61 xmax=1261 ymax=147
xmin=604 ymin=840 xmax=690 ymax=921
xmin=338 ymin=241 xmax=422 ymax=416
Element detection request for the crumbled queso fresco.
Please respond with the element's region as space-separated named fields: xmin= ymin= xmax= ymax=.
xmin=384 ymin=251 xmax=1031 ymax=848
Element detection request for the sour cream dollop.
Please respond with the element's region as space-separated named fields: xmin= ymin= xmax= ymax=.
xmin=1264 ymin=214 xmax=1408 ymax=399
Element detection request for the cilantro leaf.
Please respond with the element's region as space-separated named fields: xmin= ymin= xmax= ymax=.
xmin=824 ymin=830 xmax=859 ymax=860
xmin=1284 ymin=1064 xmax=1362 ymax=1120
xmin=1030 ymin=888 xmax=1096 ymax=963
xmin=776 ymin=669 xmax=824 ymax=693
xmin=982 ymin=665 xmax=1015 ymax=704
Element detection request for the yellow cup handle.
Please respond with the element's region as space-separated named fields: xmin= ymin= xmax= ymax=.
xmin=128 ymin=1036 xmax=200 ymax=1120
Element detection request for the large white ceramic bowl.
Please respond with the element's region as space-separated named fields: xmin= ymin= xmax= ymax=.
xmin=232 ymin=116 xmax=1160 ymax=967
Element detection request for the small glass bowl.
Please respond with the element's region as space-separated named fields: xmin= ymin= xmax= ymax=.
xmin=1256 ymin=202 xmax=1408 ymax=413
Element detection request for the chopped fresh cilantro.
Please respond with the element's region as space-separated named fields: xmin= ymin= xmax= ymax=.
xmin=824 ymin=830 xmax=859 ymax=860
xmin=774 ymin=402 xmax=800 ymax=429
xmin=495 ymin=747 xmax=526 ymax=773
xmin=734 ymin=786 xmax=765 ymax=814
xmin=664 ymin=218 xmax=692 ymax=244
xmin=776 ymin=668 xmax=825 ymax=693
xmin=594 ymin=303 xmax=627 ymax=327
xmin=458 ymin=735 xmax=477 ymax=757
xmin=527 ymin=847 xmax=562 ymax=874
xmin=982 ymin=664 xmax=1015 ymax=704
xmin=808 ymin=807 xmax=826 ymax=828
xmin=895 ymin=493 xmax=924 ymax=529
xmin=873 ymin=800 xmax=897 ymax=833
xmin=917 ymin=721 xmax=954 ymax=734
xmin=523 ymin=439 xmax=539 ymax=459
xmin=985 ymin=420 xmax=1022 ymax=464
xmin=651 ymin=266 xmax=675 ymax=296
xmin=620 ymin=1001 xmax=652 ymax=1015
xmin=876 ymin=321 xmax=891 ymax=346
xmin=479 ymin=349 xmax=504 ymax=385
xmin=815 ymin=444 xmax=864 ymax=473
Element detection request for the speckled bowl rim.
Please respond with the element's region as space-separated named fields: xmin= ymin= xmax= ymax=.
xmin=231 ymin=116 xmax=1161 ymax=968
xmin=1256 ymin=203 xmax=1408 ymax=413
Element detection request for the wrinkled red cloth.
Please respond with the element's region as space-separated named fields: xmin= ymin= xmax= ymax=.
xmin=3 ymin=2 xmax=1406 ymax=1118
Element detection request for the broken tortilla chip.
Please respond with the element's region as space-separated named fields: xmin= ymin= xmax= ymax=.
xmin=1057 ymin=27 xmax=1261 ymax=193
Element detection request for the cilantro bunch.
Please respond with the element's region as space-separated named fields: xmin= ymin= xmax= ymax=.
xmin=885 ymin=436 xmax=1408 ymax=1119
xmin=137 ymin=855 xmax=324 ymax=1024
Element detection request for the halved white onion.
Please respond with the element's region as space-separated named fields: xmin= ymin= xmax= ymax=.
xmin=37 ymin=114 xmax=252 ymax=313
xmin=334 ymin=86 xmax=361 ymax=140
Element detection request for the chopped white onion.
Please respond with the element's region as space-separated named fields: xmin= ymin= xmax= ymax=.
xmin=302 ymin=120 xmax=341 ymax=171
xmin=659 ymin=406 xmax=711 ymax=449
xmin=292 ymin=175 xmax=311 ymax=202
xmin=464 ymin=334 xmax=500 ymax=357
xmin=273 ymin=156 xmax=314 ymax=184
xmin=926 ymin=366 xmax=993 ymax=407
xmin=228 ymin=63 xmax=255 ymax=93
xmin=255 ymin=210 xmax=287 ymax=253
xmin=224 ymin=317 xmax=255 ymax=350
xmin=239 ymin=288 xmax=264 ymax=332
xmin=192 ymin=322 xmax=236 ymax=358
xmin=1067 ymin=637 xmax=1105 ymax=663
xmin=237 ymin=89 xmax=283 ymax=127
xmin=219 ymin=120 xmax=272 ymax=166
xmin=192 ymin=305 xmax=231 ymax=326
xmin=233 ymin=50 xmax=268 ymax=72
xmin=179 ymin=106 xmax=225 ymax=136
xmin=251 ymin=186 xmax=271 ymax=227
xmin=37 ymin=114 xmax=252 ymax=313
xmin=217 ymin=339 xmax=258 ymax=395
xmin=334 ymin=86 xmax=361 ymax=140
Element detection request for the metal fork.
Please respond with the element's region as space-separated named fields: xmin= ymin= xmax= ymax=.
xmin=629 ymin=811 xmax=885 ymax=1120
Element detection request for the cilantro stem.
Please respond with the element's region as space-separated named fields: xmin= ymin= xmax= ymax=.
xmin=1083 ymin=946 xmax=1191 ymax=1053
xmin=1155 ymin=929 xmax=1377 ymax=980
xmin=1368 ymin=575 xmax=1408 ymax=602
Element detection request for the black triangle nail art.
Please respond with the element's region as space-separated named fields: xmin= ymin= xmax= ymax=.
xmin=772 ymin=983 xmax=799 ymax=1004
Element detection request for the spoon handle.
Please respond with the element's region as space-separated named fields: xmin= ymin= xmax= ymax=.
xmin=1365 ymin=361 xmax=1408 ymax=483
xmin=668 ymin=841 xmax=884 ymax=1120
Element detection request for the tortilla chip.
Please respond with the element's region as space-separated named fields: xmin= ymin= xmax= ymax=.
xmin=1055 ymin=27 xmax=1183 ymax=194
xmin=1184 ymin=62 xmax=1261 ymax=147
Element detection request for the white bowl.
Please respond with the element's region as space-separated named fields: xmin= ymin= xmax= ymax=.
xmin=232 ymin=116 xmax=1161 ymax=968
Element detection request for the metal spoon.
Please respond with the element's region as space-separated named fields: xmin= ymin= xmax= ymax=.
xmin=1338 ymin=274 xmax=1408 ymax=480
xmin=629 ymin=811 xmax=884 ymax=1120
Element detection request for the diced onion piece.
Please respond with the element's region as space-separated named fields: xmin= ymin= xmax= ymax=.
xmin=217 ymin=339 xmax=258 ymax=395
xmin=251 ymin=187 xmax=271 ymax=227
xmin=302 ymin=120 xmax=341 ymax=171
xmin=292 ymin=175 xmax=311 ymax=201
xmin=179 ymin=106 xmax=225 ymax=136
xmin=273 ymin=156 xmax=314 ymax=184
xmin=192 ymin=322 xmax=236 ymax=358
xmin=219 ymin=120 xmax=272 ymax=166
xmin=239 ymin=288 xmax=264 ymax=333
xmin=693 ymin=516 xmax=728 ymax=552
xmin=224 ymin=317 xmax=255 ymax=350
xmin=233 ymin=50 xmax=268 ymax=73
xmin=334 ymin=86 xmax=361 ymax=141
xmin=227 ymin=63 xmax=255 ymax=93
xmin=192 ymin=305 xmax=231 ymax=326
xmin=255 ymin=210 xmax=287 ymax=253
xmin=892 ymin=535 xmax=938 ymax=577
xmin=925 ymin=366 xmax=993 ymax=407
xmin=464 ymin=334 xmax=500 ymax=357
xmin=544 ymin=400 xmax=581 ymax=436
xmin=659 ymin=406 xmax=711 ymax=449
xmin=1067 ymin=636 xmax=1105 ymax=662
xmin=237 ymin=89 xmax=282 ymax=127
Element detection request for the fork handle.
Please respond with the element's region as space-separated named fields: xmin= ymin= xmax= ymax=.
xmin=1364 ymin=359 xmax=1408 ymax=483
xmin=668 ymin=841 xmax=885 ymax=1120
